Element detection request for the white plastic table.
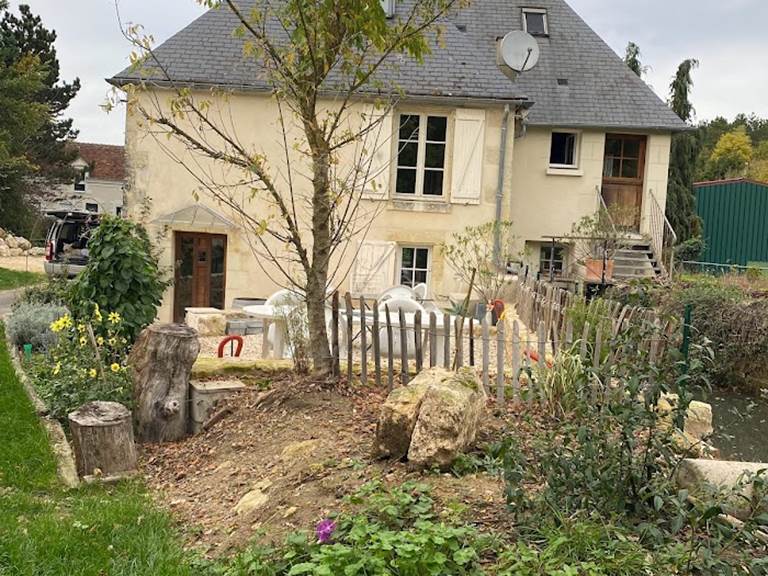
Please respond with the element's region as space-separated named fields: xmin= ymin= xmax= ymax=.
xmin=243 ymin=304 xmax=289 ymax=359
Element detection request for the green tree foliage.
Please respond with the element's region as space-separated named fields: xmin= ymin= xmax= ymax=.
xmin=749 ymin=140 xmax=768 ymax=182
xmin=0 ymin=2 xmax=79 ymax=235
xmin=71 ymin=217 xmax=168 ymax=340
xmin=705 ymin=126 xmax=753 ymax=180
xmin=696 ymin=113 xmax=768 ymax=182
xmin=666 ymin=59 xmax=701 ymax=241
xmin=623 ymin=42 xmax=647 ymax=77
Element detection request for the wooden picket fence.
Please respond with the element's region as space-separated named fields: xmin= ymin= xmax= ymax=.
xmin=329 ymin=277 xmax=676 ymax=405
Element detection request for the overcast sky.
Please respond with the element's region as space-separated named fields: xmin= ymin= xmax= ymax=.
xmin=11 ymin=0 xmax=768 ymax=145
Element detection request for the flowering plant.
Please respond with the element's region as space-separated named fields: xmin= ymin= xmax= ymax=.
xmin=31 ymin=303 xmax=132 ymax=419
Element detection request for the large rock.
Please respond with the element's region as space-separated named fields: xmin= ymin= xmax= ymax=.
xmin=8 ymin=247 xmax=23 ymax=257
xmin=677 ymin=458 xmax=768 ymax=520
xmin=16 ymin=237 xmax=32 ymax=251
xmin=0 ymin=244 xmax=9 ymax=258
xmin=408 ymin=368 xmax=487 ymax=469
xmin=185 ymin=308 xmax=227 ymax=336
xmin=658 ymin=394 xmax=714 ymax=441
xmin=373 ymin=376 xmax=433 ymax=460
xmin=234 ymin=478 xmax=273 ymax=515
xmin=5 ymin=235 xmax=18 ymax=249
xmin=0 ymin=228 xmax=6 ymax=239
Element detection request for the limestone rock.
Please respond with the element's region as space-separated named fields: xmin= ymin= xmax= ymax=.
xmin=5 ymin=235 xmax=18 ymax=249
xmin=0 ymin=227 xmax=6 ymax=239
xmin=0 ymin=244 xmax=9 ymax=258
xmin=29 ymin=247 xmax=46 ymax=256
xmin=234 ymin=478 xmax=273 ymax=515
xmin=186 ymin=308 xmax=227 ymax=336
xmin=407 ymin=367 xmax=487 ymax=469
xmin=280 ymin=439 xmax=322 ymax=462
xmin=658 ymin=394 xmax=714 ymax=441
xmin=373 ymin=375 xmax=433 ymax=459
xmin=8 ymin=247 xmax=23 ymax=257
xmin=16 ymin=237 xmax=32 ymax=251
xmin=677 ymin=458 xmax=768 ymax=520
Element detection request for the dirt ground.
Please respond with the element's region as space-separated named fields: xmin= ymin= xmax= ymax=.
xmin=140 ymin=370 xmax=531 ymax=556
xmin=0 ymin=255 xmax=45 ymax=274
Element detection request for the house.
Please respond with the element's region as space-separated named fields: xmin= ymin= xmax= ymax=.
xmin=109 ymin=0 xmax=685 ymax=323
xmin=44 ymin=143 xmax=126 ymax=216
xmin=694 ymin=178 xmax=768 ymax=268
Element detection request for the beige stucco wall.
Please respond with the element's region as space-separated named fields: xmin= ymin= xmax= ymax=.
xmin=124 ymin=89 xmax=672 ymax=321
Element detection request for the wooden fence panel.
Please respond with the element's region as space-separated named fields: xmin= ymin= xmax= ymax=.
xmin=385 ymin=305 xmax=394 ymax=392
xmin=512 ymin=320 xmax=520 ymax=402
xmin=443 ymin=314 xmax=451 ymax=370
xmin=496 ymin=319 xmax=505 ymax=404
xmin=455 ymin=316 xmax=464 ymax=369
xmin=414 ymin=310 xmax=423 ymax=373
xmin=372 ymin=301 xmax=381 ymax=387
xmin=359 ymin=296 xmax=367 ymax=385
xmin=399 ymin=308 xmax=408 ymax=385
xmin=481 ymin=314 xmax=490 ymax=393
xmin=331 ymin=292 xmax=340 ymax=376
xmin=345 ymin=292 xmax=354 ymax=382
xmin=429 ymin=312 xmax=437 ymax=368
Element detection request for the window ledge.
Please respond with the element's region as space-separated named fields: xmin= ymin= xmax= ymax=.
xmin=390 ymin=199 xmax=451 ymax=214
xmin=547 ymin=167 xmax=583 ymax=177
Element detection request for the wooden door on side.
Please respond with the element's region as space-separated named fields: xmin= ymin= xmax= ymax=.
xmin=173 ymin=232 xmax=227 ymax=323
xmin=601 ymin=134 xmax=647 ymax=231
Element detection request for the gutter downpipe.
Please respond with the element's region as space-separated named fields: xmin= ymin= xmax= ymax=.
xmin=493 ymin=104 xmax=511 ymax=268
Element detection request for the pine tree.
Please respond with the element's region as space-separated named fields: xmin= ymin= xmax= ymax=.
xmin=624 ymin=42 xmax=646 ymax=77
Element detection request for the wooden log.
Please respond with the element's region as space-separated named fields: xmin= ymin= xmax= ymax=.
xmin=345 ymin=293 xmax=354 ymax=382
xmin=385 ymin=305 xmax=394 ymax=392
xmin=414 ymin=310 xmax=423 ymax=373
xmin=69 ymin=401 xmax=137 ymax=479
xmin=372 ymin=301 xmax=381 ymax=387
xmin=359 ymin=296 xmax=367 ymax=385
xmin=399 ymin=308 xmax=409 ymax=385
xmin=429 ymin=312 xmax=437 ymax=368
xmin=331 ymin=292 xmax=340 ymax=377
xmin=130 ymin=323 xmax=200 ymax=442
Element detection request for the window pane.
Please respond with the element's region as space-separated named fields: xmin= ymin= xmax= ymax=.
xmin=425 ymin=143 xmax=445 ymax=168
xmin=605 ymin=137 xmax=622 ymax=157
xmin=426 ymin=116 xmax=447 ymax=142
xmin=603 ymin=157 xmax=621 ymax=178
xmin=414 ymin=270 xmax=428 ymax=284
xmin=415 ymin=248 xmax=429 ymax=269
xmin=396 ymin=168 xmax=417 ymax=194
xmin=401 ymin=247 xmax=414 ymax=268
xmin=399 ymin=114 xmax=420 ymax=140
xmin=398 ymin=141 xmax=418 ymax=167
xmin=621 ymin=159 xmax=639 ymax=178
xmin=525 ymin=12 xmax=546 ymax=35
xmin=623 ymin=139 xmax=641 ymax=159
xmin=423 ymin=170 xmax=444 ymax=196
xmin=550 ymin=132 xmax=576 ymax=166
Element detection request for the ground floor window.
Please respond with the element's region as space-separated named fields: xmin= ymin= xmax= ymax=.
xmin=399 ymin=246 xmax=430 ymax=287
xmin=540 ymin=244 xmax=566 ymax=278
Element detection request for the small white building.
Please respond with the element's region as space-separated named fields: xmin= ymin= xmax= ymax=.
xmin=45 ymin=143 xmax=126 ymax=216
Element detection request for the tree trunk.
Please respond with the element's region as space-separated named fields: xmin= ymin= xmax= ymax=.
xmin=306 ymin=276 xmax=332 ymax=374
xmin=68 ymin=401 xmax=138 ymax=479
xmin=130 ymin=323 xmax=200 ymax=442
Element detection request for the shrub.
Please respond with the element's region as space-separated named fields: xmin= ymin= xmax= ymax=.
xmin=6 ymin=302 xmax=68 ymax=351
xmin=27 ymin=306 xmax=132 ymax=419
xmin=71 ymin=217 xmax=168 ymax=340
xmin=14 ymin=276 xmax=71 ymax=308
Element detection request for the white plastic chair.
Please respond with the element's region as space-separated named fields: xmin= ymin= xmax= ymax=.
xmin=378 ymin=285 xmax=415 ymax=304
xmin=412 ymin=283 xmax=428 ymax=301
xmin=378 ymin=297 xmax=425 ymax=358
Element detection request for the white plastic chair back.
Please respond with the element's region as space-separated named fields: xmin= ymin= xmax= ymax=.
xmin=412 ymin=283 xmax=428 ymax=301
xmin=378 ymin=285 xmax=415 ymax=304
xmin=378 ymin=298 xmax=425 ymax=358
xmin=266 ymin=289 xmax=304 ymax=307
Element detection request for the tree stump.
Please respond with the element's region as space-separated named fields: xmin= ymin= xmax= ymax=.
xmin=130 ymin=323 xmax=200 ymax=442
xmin=68 ymin=401 xmax=138 ymax=479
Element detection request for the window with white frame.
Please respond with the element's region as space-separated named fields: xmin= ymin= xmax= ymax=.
xmin=522 ymin=8 xmax=548 ymax=36
xmin=549 ymin=131 xmax=579 ymax=168
xmin=540 ymin=244 xmax=565 ymax=278
xmin=395 ymin=114 xmax=448 ymax=197
xmin=399 ymin=246 xmax=430 ymax=287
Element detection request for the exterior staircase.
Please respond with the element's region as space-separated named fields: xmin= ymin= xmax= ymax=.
xmin=612 ymin=239 xmax=662 ymax=282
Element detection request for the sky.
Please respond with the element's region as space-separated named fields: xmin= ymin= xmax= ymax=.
xmin=11 ymin=0 xmax=768 ymax=145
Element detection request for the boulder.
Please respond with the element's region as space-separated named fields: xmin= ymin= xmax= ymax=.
xmin=0 ymin=227 xmax=6 ymax=239
xmin=234 ymin=478 xmax=273 ymax=515
xmin=677 ymin=458 xmax=768 ymax=520
xmin=0 ymin=244 xmax=9 ymax=258
xmin=29 ymin=247 xmax=46 ymax=256
xmin=408 ymin=368 xmax=487 ymax=469
xmin=16 ymin=237 xmax=32 ymax=251
xmin=5 ymin=235 xmax=18 ymax=249
xmin=8 ymin=247 xmax=23 ymax=257
xmin=658 ymin=394 xmax=714 ymax=441
xmin=185 ymin=308 xmax=227 ymax=336
xmin=373 ymin=375 xmax=433 ymax=460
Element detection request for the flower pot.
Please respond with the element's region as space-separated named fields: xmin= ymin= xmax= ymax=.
xmin=585 ymin=259 xmax=614 ymax=283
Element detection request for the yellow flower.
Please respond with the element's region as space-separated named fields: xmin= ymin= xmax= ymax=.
xmin=61 ymin=315 xmax=73 ymax=329
xmin=77 ymin=324 xmax=86 ymax=333
xmin=79 ymin=336 xmax=87 ymax=346
xmin=108 ymin=312 xmax=121 ymax=325
xmin=89 ymin=368 xmax=97 ymax=378
xmin=50 ymin=320 xmax=61 ymax=333
xmin=97 ymin=336 xmax=104 ymax=346
xmin=53 ymin=362 xmax=61 ymax=375
xmin=110 ymin=363 xmax=121 ymax=373
xmin=108 ymin=337 xmax=117 ymax=346
xmin=93 ymin=304 xmax=102 ymax=322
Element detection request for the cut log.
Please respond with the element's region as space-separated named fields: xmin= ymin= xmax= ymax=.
xmin=68 ymin=401 xmax=137 ymax=479
xmin=130 ymin=323 xmax=200 ymax=442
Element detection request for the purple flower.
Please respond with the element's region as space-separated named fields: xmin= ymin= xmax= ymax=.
xmin=315 ymin=519 xmax=336 ymax=544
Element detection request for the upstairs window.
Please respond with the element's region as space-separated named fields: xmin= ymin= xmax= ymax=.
xmin=523 ymin=8 xmax=548 ymax=36
xmin=540 ymin=245 xmax=565 ymax=278
xmin=395 ymin=114 xmax=448 ymax=198
xmin=549 ymin=131 xmax=579 ymax=168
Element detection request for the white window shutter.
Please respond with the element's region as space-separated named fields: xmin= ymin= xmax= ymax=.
xmin=351 ymin=240 xmax=397 ymax=296
xmin=450 ymin=108 xmax=486 ymax=205
xmin=361 ymin=109 xmax=394 ymax=200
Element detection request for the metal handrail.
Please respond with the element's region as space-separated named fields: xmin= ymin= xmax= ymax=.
xmin=647 ymin=190 xmax=677 ymax=278
xmin=595 ymin=185 xmax=618 ymax=236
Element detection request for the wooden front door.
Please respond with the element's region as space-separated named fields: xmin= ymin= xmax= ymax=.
xmin=601 ymin=134 xmax=647 ymax=231
xmin=173 ymin=232 xmax=227 ymax=323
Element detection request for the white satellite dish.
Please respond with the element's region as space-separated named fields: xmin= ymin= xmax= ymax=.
xmin=500 ymin=30 xmax=540 ymax=73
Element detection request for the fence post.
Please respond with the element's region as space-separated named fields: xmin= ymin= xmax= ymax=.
xmin=359 ymin=296 xmax=368 ymax=385
xmin=443 ymin=313 xmax=451 ymax=370
xmin=372 ymin=300 xmax=381 ymax=387
xmin=496 ymin=319 xmax=505 ymax=405
xmin=331 ymin=292 xmax=340 ymax=377
xmin=399 ymin=308 xmax=409 ymax=385
xmin=385 ymin=305 xmax=394 ymax=392
xmin=455 ymin=316 xmax=464 ymax=369
xmin=481 ymin=313 xmax=490 ymax=393
xmin=580 ymin=321 xmax=591 ymax=361
xmin=429 ymin=312 xmax=437 ymax=368
xmin=512 ymin=320 xmax=520 ymax=402
xmin=469 ymin=317 xmax=475 ymax=367
xmin=414 ymin=310 xmax=423 ymax=373
xmin=344 ymin=293 xmax=354 ymax=382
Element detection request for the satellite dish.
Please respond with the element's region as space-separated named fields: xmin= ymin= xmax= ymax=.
xmin=500 ymin=31 xmax=540 ymax=73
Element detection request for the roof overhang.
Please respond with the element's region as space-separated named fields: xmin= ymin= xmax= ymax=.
xmin=154 ymin=204 xmax=235 ymax=230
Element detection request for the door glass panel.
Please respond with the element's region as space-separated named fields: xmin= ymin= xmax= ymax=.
xmin=210 ymin=237 xmax=226 ymax=310
xmin=174 ymin=235 xmax=195 ymax=322
xmin=623 ymin=139 xmax=641 ymax=158
xmin=605 ymin=137 xmax=622 ymax=156
xmin=621 ymin=159 xmax=639 ymax=179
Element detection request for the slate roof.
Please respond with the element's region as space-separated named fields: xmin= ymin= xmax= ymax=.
xmin=73 ymin=143 xmax=126 ymax=181
xmin=110 ymin=0 xmax=686 ymax=131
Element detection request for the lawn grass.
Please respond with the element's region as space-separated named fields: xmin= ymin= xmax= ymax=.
xmin=0 ymin=325 xmax=197 ymax=576
xmin=0 ymin=267 xmax=45 ymax=291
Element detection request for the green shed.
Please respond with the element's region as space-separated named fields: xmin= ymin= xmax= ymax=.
xmin=694 ymin=178 xmax=768 ymax=266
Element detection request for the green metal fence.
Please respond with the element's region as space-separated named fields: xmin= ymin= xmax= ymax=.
xmin=695 ymin=179 xmax=768 ymax=267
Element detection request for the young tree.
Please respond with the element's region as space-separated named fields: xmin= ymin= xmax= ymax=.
xmin=118 ymin=0 xmax=463 ymax=375
xmin=749 ymin=141 xmax=768 ymax=183
xmin=706 ymin=127 xmax=753 ymax=179
xmin=623 ymin=42 xmax=647 ymax=78
xmin=666 ymin=58 xmax=700 ymax=241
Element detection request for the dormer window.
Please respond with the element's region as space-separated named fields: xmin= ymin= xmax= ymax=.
xmin=74 ymin=167 xmax=87 ymax=192
xmin=523 ymin=8 xmax=548 ymax=36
